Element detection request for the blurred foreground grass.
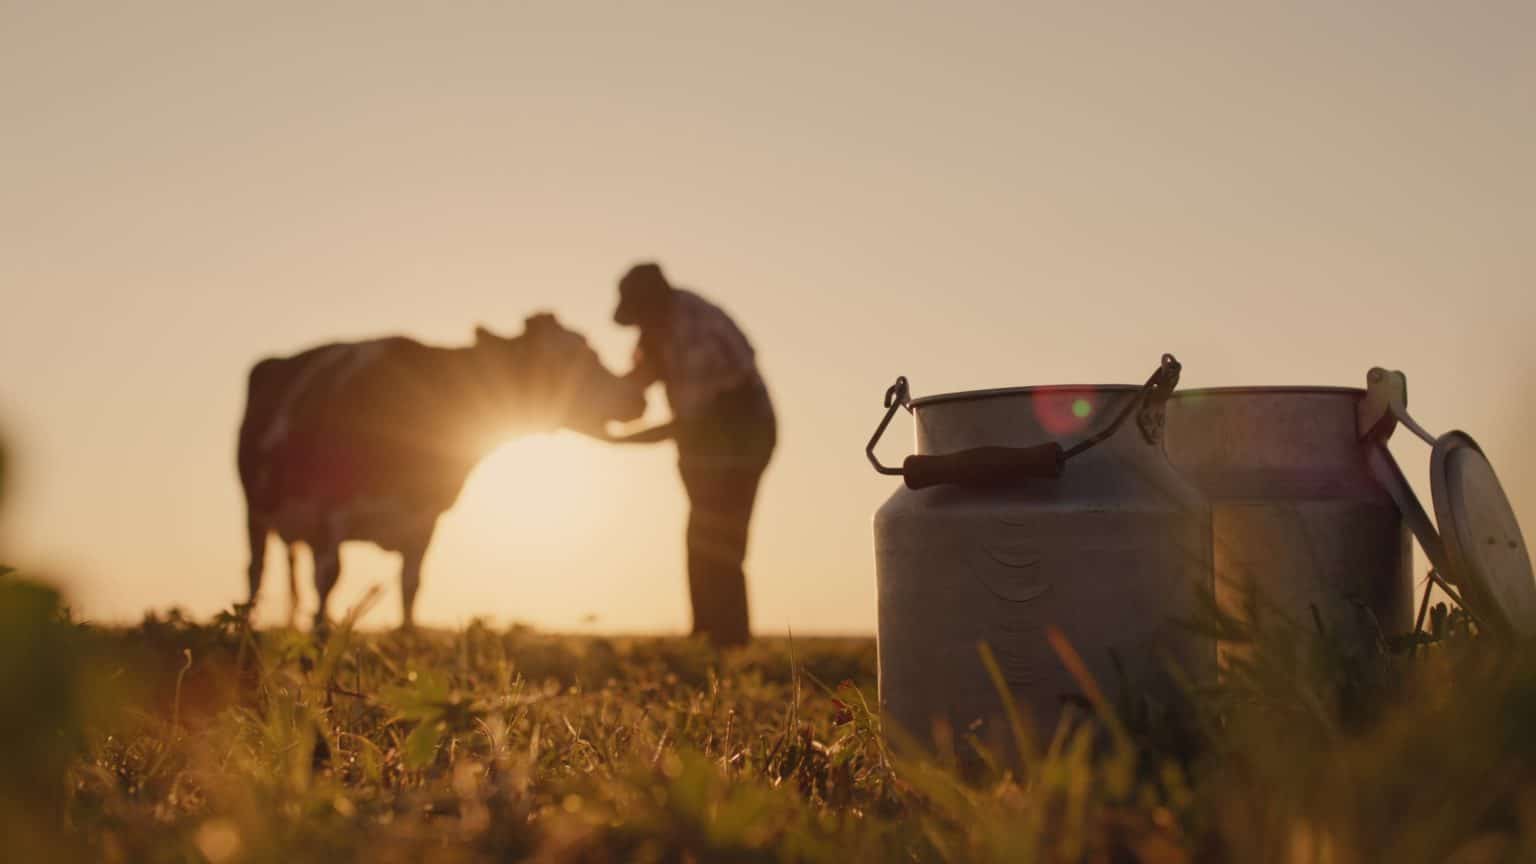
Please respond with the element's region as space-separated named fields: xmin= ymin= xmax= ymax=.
xmin=1 ymin=570 xmax=1535 ymax=863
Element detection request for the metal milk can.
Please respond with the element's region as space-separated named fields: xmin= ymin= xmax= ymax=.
xmin=867 ymin=355 xmax=1213 ymax=746
xmin=1163 ymin=385 xmax=1415 ymax=658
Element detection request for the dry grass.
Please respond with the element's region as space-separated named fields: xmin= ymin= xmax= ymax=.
xmin=2 ymin=571 xmax=1534 ymax=863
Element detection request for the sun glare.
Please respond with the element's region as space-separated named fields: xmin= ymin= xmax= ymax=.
xmin=452 ymin=434 xmax=608 ymax=545
xmin=419 ymin=430 xmax=682 ymax=632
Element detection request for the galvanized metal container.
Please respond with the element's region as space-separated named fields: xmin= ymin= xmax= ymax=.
xmin=868 ymin=356 xmax=1213 ymax=747
xmin=1163 ymin=387 xmax=1414 ymax=658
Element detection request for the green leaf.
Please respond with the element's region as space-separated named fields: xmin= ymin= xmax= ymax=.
xmin=402 ymin=719 xmax=443 ymax=770
xmin=379 ymin=669 xmax=452 ymax=722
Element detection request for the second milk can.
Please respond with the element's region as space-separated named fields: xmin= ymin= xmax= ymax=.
xmin=1164 ymin=386 xmax=1414 ymax=658
xmin=868 ymin=355 xmax=1213 ymax=746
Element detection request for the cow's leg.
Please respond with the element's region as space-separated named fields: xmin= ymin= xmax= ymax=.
xmin=399 ymin=548 xmax=424 ymax=632
xmin=312 ymin=540 xmax=341 ymax=635
xmin=245 ymin=511 xmax=267 ymax=614
xmin=285 ymin=542 xmax=300 ymax=629
xmin=399 ymin=521 xmax=435 ymax=631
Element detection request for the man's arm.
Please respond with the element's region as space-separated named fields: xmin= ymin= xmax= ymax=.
xmin=595 ymin=339 xmax=674 ymax=443
xmin=602 ymin=421 xmax=677 ymax=444
xmin=627 ymin=341 xmax=662 ymax=389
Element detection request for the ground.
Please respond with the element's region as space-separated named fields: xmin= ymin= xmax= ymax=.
xmin=2 ymin=574 xmax=1534 ymax=863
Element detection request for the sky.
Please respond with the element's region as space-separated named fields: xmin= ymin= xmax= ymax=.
xmin=2 ymin=1 xmax=1533 ymax=634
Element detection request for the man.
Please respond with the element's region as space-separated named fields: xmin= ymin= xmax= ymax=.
xmin=607 ymin=262 xmax=776 ymax=648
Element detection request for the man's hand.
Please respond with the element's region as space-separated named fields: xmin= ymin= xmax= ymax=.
xmin=601 ymin=421 xmax=678 ymax=444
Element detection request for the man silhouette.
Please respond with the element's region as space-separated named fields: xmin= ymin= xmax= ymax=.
xmin=607 ymin=262 xmax=776 ymax=647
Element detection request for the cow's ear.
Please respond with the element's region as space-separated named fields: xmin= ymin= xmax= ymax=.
xmin=474 ymin=324 xmax=499 ymax=346
xmin=524 ymin=312 xmax=558 ymax=335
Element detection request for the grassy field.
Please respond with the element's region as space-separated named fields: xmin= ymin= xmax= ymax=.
xmin=2 ymin=572 xmax=1534 ymax=863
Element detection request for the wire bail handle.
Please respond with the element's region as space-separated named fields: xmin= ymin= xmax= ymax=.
xmin=865 ymin=376 xmax=912 ymax=476
xmin=865 ymin=353 xmax=1183 ymax=486
xmin=1137 ymin=353 xmax=1182 ymax=446
xmin=1060 ymin=352 xmax=1182 ymax=460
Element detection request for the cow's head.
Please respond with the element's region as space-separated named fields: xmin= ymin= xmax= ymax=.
xmin=474 ymin=314 xmax=646 ymax=437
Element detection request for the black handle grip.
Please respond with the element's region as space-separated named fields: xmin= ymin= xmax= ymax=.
xmin=901 ymin=443 xmax=1065 ymax=490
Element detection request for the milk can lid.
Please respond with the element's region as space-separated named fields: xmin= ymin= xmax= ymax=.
xmin=1431 ymin=431 xmax=1536 ymax=637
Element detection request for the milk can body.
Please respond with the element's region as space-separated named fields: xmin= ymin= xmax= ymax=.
xmin=1164 ymin=387 xmax=1413 ymax=656
xmin=873 ymin=384 xmax=1213 ymax=746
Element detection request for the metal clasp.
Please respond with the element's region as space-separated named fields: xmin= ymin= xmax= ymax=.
xmin=866 ymin=376 xmax=911 ymax=476
xmin=1358 ymin=367 xmax=1437 ymax=446
xmin=1137 ymin=353 xmax=1182 ymax=445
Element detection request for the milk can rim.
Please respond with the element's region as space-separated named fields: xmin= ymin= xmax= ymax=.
xmin=910 ymin=384 xmax=1142 ymax=408
xmin=1172 ymin=385 xmax=1365 ymax=398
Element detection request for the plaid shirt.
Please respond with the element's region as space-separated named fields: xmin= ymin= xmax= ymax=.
xmin=633 ymin=290 xmax=759 ymax=420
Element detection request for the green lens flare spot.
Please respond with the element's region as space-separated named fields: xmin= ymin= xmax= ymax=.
xmin=1072 ymin=398 xmax=1092 ymax=419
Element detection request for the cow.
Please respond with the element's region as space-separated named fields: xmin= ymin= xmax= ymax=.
xmin=237 ymin=313 xmax=646 ymax=632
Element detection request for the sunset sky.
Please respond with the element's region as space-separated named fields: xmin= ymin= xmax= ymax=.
xmin=3 ymin=1 xmax=1533 ymax=634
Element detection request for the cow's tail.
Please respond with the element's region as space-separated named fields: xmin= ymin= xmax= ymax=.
xmin=238 ymin=357 xmax=284 ymax=493
xmin=239 ymin=358 xmax=285 ymax=611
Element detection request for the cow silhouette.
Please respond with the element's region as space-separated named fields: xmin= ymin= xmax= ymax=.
xmin=238 ymin=313 xmax=645 ymax=631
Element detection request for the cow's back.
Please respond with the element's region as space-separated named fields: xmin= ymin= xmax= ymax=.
xmin=239 ymin=337 xmax=475 ymax=522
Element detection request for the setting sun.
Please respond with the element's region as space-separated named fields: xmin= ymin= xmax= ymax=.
xmin=416 ymin=429 xmax=689 ymax=634
xmin=454 ymin=434 xmax=610 ymax=547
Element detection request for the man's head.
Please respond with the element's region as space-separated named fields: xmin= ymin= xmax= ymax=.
xmin=614 ymin=262 xmax=674 ymax=328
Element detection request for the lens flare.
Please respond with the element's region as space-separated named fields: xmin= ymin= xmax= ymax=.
xmin=1033 ymin=391 xmax=1097 ymax=436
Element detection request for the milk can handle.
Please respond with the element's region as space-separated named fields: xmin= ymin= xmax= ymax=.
xmin=901 ymin=443 xmax=1067 ymax=489
xmin=865 ymin=354 xmax=1181 ymax=490
xmin=863 ymin=378 xmax=1064 ymax=487
xmin=865 ymin=377 xmax=914 ymax=477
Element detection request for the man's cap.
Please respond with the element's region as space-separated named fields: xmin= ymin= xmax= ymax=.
xmin=615 ymin=262 xmax=672 ymax=325
xmin=619 ymin=262 xmax=667 ymax=292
